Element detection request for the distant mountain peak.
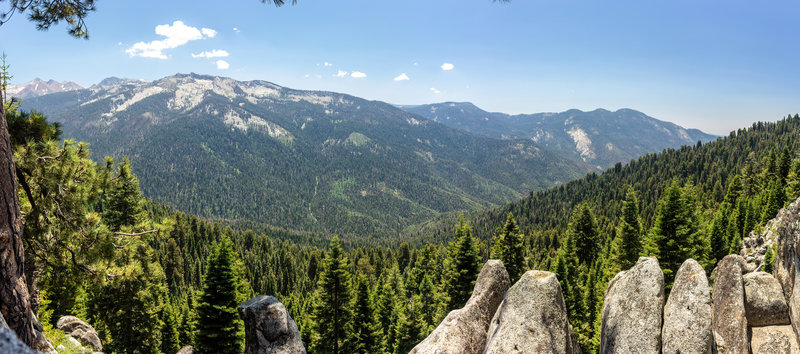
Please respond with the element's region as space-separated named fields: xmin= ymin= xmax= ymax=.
xmin=6 ymin=78 xmax=84 ymax=99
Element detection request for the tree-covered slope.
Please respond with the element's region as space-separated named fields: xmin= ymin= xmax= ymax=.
xmin=414 ymin=115 xmax=800 ymax=243
xmin=22 ymin=74 xmax=591 ymax=237
xmin=401 ymin=102 xmax=717 ymax=168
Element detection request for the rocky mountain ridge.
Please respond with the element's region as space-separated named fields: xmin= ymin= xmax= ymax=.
xmin=21 ymin=73 xmax=592 ymax=238
xmin=401 ymin=102 xmax=717 ymax=168
xmin=6 ymin=78 xmax=84 ymax=99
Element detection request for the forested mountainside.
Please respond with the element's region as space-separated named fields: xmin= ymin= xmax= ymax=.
xmin=13 ymin=107 xmax=798 ymax=353
xmin=401 ymin=102 xmax=717 ymax=167
xmin=21 ymin=74 xmax=590 ymax=237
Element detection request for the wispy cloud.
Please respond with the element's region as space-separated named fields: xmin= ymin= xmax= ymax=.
xmin=441 ymin=62 xmax=454 ymax=71
xmin=233 ymin=27 xmax=240 ymax=33
xmin=216 ymin=60 xmax=230 ymax=70
xmin=201 ymin=28 xmax=217 ymax=38
xmin=430 ymin=87 xmax=441 ymax=94
xmin=324 ymin=62 xmax=333 ymax=67
xmin=351 ymin=71 xmax=367 ymax=78
xmin=126 ymin=21 xmax=215 ymax=59
xmin=335 ymin=70 xmax=348 ymax=77
xmin=394 ymin=73 xmax=410 ymax=81
xmin=192 ymin=49 xmax=230 ymax=58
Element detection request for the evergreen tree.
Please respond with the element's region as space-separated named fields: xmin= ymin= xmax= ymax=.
xmin=763 ymin=244 xmax=776 ymax=273
xmin=441 ymin=216 xmax=480 ymax=310
xmin=196 ymin=236 xmax=244 ymax=354
xmin=709 ymin=208 xmax=729 ymax=265
xmin=179 ymin=294 xmax=198 ymax=347
xmin=348 ymin=274 xmax=379 ymax=354
xmin=375 ymin=272 xmax=396 ymax=352
xmin=569 ymin=203 xmax=599 ymax=265
xmin=494 ymin=213 xmax=526 ymax=283
xmin=647 ymin=181 xmax=698 ymax=290
xmin=310 ymin=236 xmax=352 ymax=354
xmin=779 ymin=147 xmax=792 ymax=183
xmin=762 ymin=179 xmax=786 ymax=223
xmin=103 ymin=157 xmax=144 ymax=231
xmin=611 ymin=188 xmax=642 ymax=271
xmin=392 ymin=295 xmax=422 ymax=354
xmin=161 ymin=303 xmax=181 ymax=354
xmin=551 ymin=233 xmax=583 ymax=321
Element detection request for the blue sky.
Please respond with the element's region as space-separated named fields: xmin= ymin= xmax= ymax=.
xmin=2 ymin=0 xmax=798 ymax=135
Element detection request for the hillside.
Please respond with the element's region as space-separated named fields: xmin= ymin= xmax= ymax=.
xmin=22 ymin=74 xmax=592 ymax=237
xmin=413 ymin=115 xmax=800 ymax=244
xmin=401 ymin=102 xmax=717 ymax=168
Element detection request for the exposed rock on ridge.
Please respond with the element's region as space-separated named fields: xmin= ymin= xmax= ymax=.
xmin=238 ymin=295 xmax=306 ymax=354
xmin=483 ymin=270 xmax=580 ymax=354
xmin=661 ymin=259 xmax=712 ymax=354
xmin=599 ymin=257 xmax=664 ymax=354
xmin=410 ymin=260 xmax=510 ymax=354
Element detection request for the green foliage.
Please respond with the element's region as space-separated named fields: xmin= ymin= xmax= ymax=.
xmin=347 ymin=274 xmax=380 ymax=353
xmin=196 ymin=236 xmax=244 ymax=354
xmin=310 ymin=236 xmax=352 ymax=354
xmin=161 ymin=303 xmax=181 ymax=354
xmin=103 ymin=157 xmax=145 ymax=231
xmin=493 ymin=213 xmax=525 ymax=283
xmin=611 ymin=188 xmax=642 ymax=271
xmin=441 ymin=217 xmax=480 ymax=310
xmin=570 ymin=203 xmax=599 ymax=265
xmin=764 ymin=244 xmax=776 ymax=273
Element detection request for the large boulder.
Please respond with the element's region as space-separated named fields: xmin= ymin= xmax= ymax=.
xmin=483 ymin=270 xmax=579 ymax=354
xmin=750 ymin=325 xmax=800 ymax=354
xmin=56 ymin=315 xmax=102 ymax=351
xmin=712 ymin=255 xmax=749 ymax=354
xmin=743 ymin=272 xmax=791 ymax=326
xmin=600 ymin=257 xmax=664 ymax=354
xmin=177 ymin=345 xmax=196 ymax=354
xmin=410 ymin=260 xmax=510 ymax=354
xmin=238 ymin=295 xmax=306 ymax=354
xmin=0 ymin=324 xmax=37 ymax=354
xmin=661 ymin=259 xmax=712 ymax=354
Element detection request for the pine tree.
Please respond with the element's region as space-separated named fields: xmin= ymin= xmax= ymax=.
xmin=392 ymin=295 xmax=422 ymax=354
xmin=161 ymin=303 xmax=181 ymax=354
xmin=196 ymin=236 xmax=244 ymax=354
xmin=779 ymin=147 xmax=792 ymax=183
xmin=179 ymin=294 xmax=198 ymax=347
xmin=570 ymin=203 xmax=599 ymax=265
xmin=310 ymin=236 xmax=352 ymax=354
xmin=763 ymin=244 xmax=776 ymax=273
xmin=648 ymin=181 xmax=698 ymax=291
xmin=348 ymin=274 xmax=379 ymax=354
xmin=611 ymin=188 xmax=642 ymax=271
xmin=551 ymin=233 xmax=583 ymax=321
xmin=495 ymin=213 xmax=526 ymax=283
xmin=103 ymin=157 xmax=144 ymax=231
xmin=441 ymin=216 xmax=480 ymax=310
xmin=762 ymin=179 xmax=786 ymax=223
xmin=709 ymin=208 xmax=729 ymax=266
xmin=375 ymin=272 xmax=396 ymax=352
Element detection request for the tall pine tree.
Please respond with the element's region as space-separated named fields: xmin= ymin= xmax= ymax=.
xmin=569 ymin=203 xmax=599 ymax=266
xmin=347 ymin=273 xmax=379 ymax=354
xmin=611 ymin=188 xmax=642 ymax=271
xmin=646 ymin=181 xmax=699 ymax=290
xmin=441 ymin=216 xmax=480 ymax=311
xmin=196 ymin=236 xmax=244 ymax=354
xmin=493 ymin=213 xmax=526 ymax=283
xmin=310 ymin=236 xmax=352 ymax=354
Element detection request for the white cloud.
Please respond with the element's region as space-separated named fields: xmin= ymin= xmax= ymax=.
xmin=201 ymin=28 xmax=217 ymax=38
xmin=394 ymin=73 xmax=410 ymax=81
xmin=335 ymin=70 xmax=348 ymax=78
xmin=441 ymin=62 xmax=454 ymax=71
xmin=324 ymin=62 xmax=333 ymax=67
xmin=351 ymin=71 xmax=367 ymax=78
xmin=233 ymin=27 xmax=240 ymax=33
xmin=430 ymin=87 xmax=441 ymax=94
xmin=126 ymin=21 xmax=215 ymax=59
xmin=216 ymin=60 xmax=230 ymax=70
xmin=413 ymin=62 xmax=419 ymax=66
xmin=304 ymin=74 xmax=310 ymax=78
xmin=192 ymin=49 xmax=230 ymax=58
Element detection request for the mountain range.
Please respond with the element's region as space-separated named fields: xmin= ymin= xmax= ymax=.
xmin=7 ymin=78 xmax=84 ymax=98
xmin=21 ymin=73 xmax=591 ymax=236
xmin=400 ymin=102 xmax=717 ymax=167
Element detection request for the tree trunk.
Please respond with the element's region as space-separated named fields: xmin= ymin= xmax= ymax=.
xmin=0 ymin=103 xmax=35 ymax=345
